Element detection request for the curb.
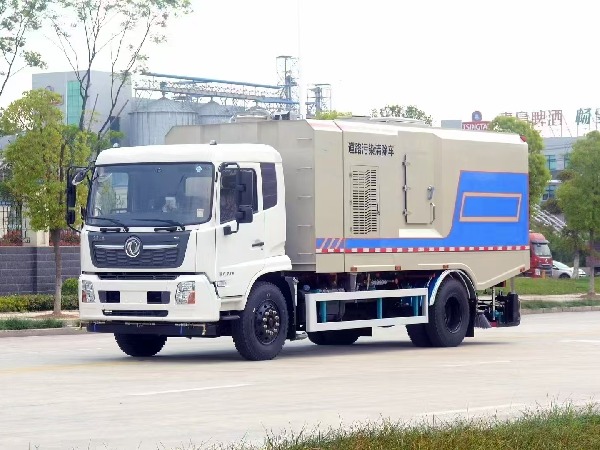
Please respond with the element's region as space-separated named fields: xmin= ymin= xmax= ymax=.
xmin=522 ymin=306 xmax=600 ymax=315
xmin=0 ymin=326 xmax=86 ymax=338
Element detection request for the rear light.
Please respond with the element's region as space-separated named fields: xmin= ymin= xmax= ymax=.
xmin=520 ymin=135 xmax=527 ymax=142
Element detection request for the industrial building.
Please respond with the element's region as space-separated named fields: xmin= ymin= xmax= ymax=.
xmin=26 ymin=56 xmax=332 ymax=148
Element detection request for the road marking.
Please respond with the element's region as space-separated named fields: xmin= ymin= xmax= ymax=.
xmin=128 ymin=384 xmax=252 ymax=396
xmin=417 ymin=403 xmax=527 ymax=417
xmin=561 ymin=339 xmax=600 ymax=345
xmin=442 ymin=360 xmax=511 ymax=368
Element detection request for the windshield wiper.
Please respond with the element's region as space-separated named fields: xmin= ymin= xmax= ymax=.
xmin=91 ymin=216 xmax=129 ymax=232
xmin=134 ymin=218 xmax=186 ymax=231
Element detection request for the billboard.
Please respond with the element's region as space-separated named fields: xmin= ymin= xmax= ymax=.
xmin=462 ymin=121 xmax=490 ymax=131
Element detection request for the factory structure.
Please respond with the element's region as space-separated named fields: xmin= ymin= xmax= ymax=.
xmin=29 ymin=56 xmax=332 ymax=148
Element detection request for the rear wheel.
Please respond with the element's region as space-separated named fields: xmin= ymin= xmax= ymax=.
xmin=559 ymin=273 xmax=570 ymax=279
xmin=114 ymin=334 xmax=167 ymax=357
xmin=425 ymin=278 xmax=470 ymax=347
xmin=232 ymin=282 xmax=289 ymax=361
xmin=308 ymin=329 xmax=361 ymax=346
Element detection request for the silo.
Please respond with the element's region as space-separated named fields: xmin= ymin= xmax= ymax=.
xmin=129 ymin=97 xmax=198 ymax=146
xmin=196 ymin=100 xmax=238 ymax=125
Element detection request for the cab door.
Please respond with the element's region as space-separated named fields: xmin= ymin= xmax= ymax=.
xmin=215 ymin=163 xmax=266 ymax=298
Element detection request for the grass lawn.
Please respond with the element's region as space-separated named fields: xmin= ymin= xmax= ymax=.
xmin=509 ymin=276 xmax=597 ymax=296
xmin=206 ymin=404 xmax=600 ymax=450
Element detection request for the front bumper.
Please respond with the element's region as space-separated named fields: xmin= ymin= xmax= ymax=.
xmin=78 ymin=274 xmax=221 ymax=323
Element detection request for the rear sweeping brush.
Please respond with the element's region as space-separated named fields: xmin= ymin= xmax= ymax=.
xmin=474 ymin=311 xmax=492 ymax=329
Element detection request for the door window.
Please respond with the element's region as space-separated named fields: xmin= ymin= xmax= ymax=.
xmin=220 ymin=168 xmax=258 ymax=224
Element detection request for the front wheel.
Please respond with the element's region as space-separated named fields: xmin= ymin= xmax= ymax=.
xmin=232 ymin=282 xmax=289 ymax=361
xmin=114 ymin=334 xmax=167 ymax=357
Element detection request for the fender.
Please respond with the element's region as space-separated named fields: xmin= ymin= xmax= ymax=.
xmin=428 ymin=269 xmax=477 ymax=305
xmin=242 ymin=255 xmax=293 ymax=302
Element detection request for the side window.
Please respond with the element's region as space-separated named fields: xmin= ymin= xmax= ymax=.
xmin=261 ymin=163 xmax=277 ymax=210
xmin=239 ymin=169 xmax=258 ymax=211
xmin=220 ymin=168 xmax=258 ymax=224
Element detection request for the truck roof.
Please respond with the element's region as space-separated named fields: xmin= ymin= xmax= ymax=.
xmin=94 ymin=143 xmax=282 ymax=166
xmin=312 ymin=119 xmax=526 ymax=145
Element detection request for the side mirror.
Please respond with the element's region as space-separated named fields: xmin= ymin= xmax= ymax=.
xmin=66 ymin=182 xmax=76 ymax=209
xmin=66 ymin=209 xmax=76 ymax=226
xmin=72 ymin=168 xmax=88 ymax=186
xmin=236 ymin=205 xmax=253 ymax=224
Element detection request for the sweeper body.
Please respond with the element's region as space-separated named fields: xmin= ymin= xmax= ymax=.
xmin=67 ymin=118 xmax=529 ymax=360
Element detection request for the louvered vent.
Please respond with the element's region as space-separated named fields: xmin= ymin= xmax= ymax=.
xmin=351 ymin=167 xmax=379 ymax=235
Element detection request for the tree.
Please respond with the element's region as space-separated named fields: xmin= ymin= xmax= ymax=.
xmin=557 ymin=131 xmax=600 ymax=295
xmin=0 ymin=0 xmax=49 ymax=100
xmin=314 ymin=110 xmax=352 ymax=120
xmin=0 ymin=89 xmax=91 ymax=314
xmin=488 ymin=116 xmax=551 ymax=209
xmin=371 ymin=104 xmax=433 ymax=125
xmin=49 ymin=0 xmax=192 ymax=150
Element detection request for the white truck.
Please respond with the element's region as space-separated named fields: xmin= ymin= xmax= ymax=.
xmin=66 ymin=117 xmax=529 ymax=361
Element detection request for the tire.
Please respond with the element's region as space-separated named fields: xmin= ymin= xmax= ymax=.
xmin=406 ymin=324 xmax=433 ymax=347
xmin=232 ymin=282 xmax=289 ymax=361
xmin=308 ymin=329 xmax=361 ymax=346
xmin=425 ymin=278 xmax=470 ymax=347
xmin=114 ymin=334 xmax=167 ymax=357
xmin=559 ymin=273 xmax=570 ymax=279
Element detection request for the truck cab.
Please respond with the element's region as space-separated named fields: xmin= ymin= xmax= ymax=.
xmin=70 ymin=143 xmax=291 ymax=330
xmin=526 ymin=231 xmax=553 ymax=278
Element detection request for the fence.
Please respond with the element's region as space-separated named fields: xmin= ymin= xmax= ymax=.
xmin=0 ymin=196 xmax=80 ymax=246
xmin=0 ymin=196 xmax=29 ymax=245
xmin=0 ymin=195 xmax=81 ymax=294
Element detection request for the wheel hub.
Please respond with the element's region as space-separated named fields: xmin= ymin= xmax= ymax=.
xmin=444 ymin=296 xmax=462 ymax=333
xmin=254 ymin=300 xmax=281 ymax=345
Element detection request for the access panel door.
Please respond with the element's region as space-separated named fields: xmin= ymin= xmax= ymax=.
xmin=402 ymin=133 xmax=437 ymax=225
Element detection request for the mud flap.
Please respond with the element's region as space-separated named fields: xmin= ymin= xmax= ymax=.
xmin=466 ymin=298 xmax=476 ymax=337
xmin=498 ymin=293 xmax=521 ymax=327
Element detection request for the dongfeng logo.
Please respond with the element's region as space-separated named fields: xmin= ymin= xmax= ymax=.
xmin=124 ymin=236 xmax=142 ymax=258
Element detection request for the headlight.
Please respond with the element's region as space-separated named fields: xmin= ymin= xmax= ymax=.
xmin=175 ymin=281 xmax=196 ymax=305
xmin=81 ymin=280 xmax=95 ymax=303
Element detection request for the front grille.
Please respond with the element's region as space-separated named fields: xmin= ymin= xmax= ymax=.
xmin=97 ymin=272 xmax=180 ymax=281
xmin=102 ymin=310 xmax=168 ymax=317
xmin=93 ymin=247 xmax=179 ymax=268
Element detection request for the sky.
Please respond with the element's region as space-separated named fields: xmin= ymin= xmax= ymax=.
xmin=2 ymin=0 xmax=600 ymax=134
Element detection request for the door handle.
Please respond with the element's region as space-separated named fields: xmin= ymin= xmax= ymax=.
xmin=252 ymin=241 xmax=265 ymax=248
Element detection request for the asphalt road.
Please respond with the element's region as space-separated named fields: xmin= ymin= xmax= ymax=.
xmin=1 ymin=312 xmax=600 ymax=450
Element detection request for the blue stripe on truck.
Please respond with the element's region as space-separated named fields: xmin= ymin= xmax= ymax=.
xmin=316 ymin=171 xmax=529 ymax=251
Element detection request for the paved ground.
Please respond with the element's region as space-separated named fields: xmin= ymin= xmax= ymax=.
xmin=1 ymin=312 xmax=600 ymax=450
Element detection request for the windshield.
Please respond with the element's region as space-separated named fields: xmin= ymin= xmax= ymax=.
xmin=532 ymin=243 xmax=552 ymax=258
xmin=87 ymin=163 xmax=214 ymax=227
xmin=554 ymin=261 xmax=570 ymax=270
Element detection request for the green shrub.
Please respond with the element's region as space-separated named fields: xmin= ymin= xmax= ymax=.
xmin=62 ymin=278 xmax=79 ymax=296
xmin=0 ymin=317 xmax=65 ymax=330
xmin=0 ymin=294 xmax=78 ymax=312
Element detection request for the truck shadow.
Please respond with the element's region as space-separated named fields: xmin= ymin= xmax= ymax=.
xmin=116 ymin=339 xmax=510 ymax=364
